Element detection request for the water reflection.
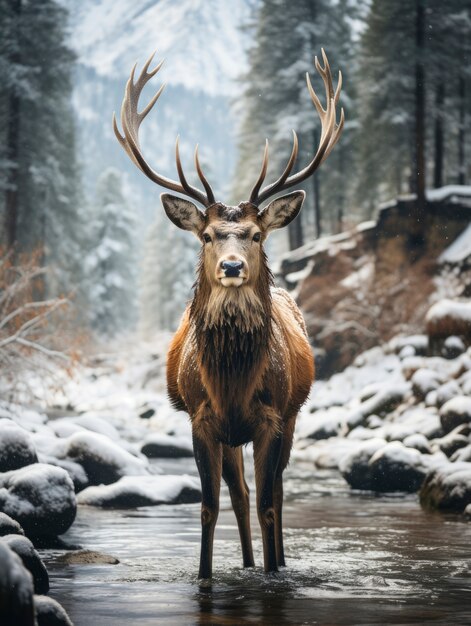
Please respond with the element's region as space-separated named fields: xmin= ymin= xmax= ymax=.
xmin=41 ymin=461 xmax=471 ymax=625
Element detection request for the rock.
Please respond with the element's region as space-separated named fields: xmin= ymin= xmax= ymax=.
xmin=420 ymin=462 xmax=471 ymax=512
xmin=403 ymin=433 xmax=432 ymax=454
xmin=390 ymin=335 xmax=428 ymax=356
xmin=56 ymin=549 xmax=119 ymax=565
xmin=139 ymin=407 xmax=155 ymax=420
xmin=434 ymin=380 xmax=462 ymax=408
xmin=141 ymin=434 xmax=193 ymax=458
xmin=465 ymin=503 xmax=471 ymax=519
xmin=411 ymin=368 xmax=443 ymax=401
xmin=367 ymin=442 xmax=428 ymax=492
xmin=339 ymin=438 xmax=387 ymax=490
xmin=297 ymin=408 xmax=344 ymax=441
xmin=0 ymin=420 xmax=38 ymax=472
xmin=77 ymin=474 xmax=201 ymax=508
xmin=34 ymin=595 xmax=73 ymax=626
xmin=440 ymin=396 xmax=471 ymax=434
xmin=0 ymin=542 xmax=35 ymax=626
xmin=53 ymin=431 xmax=149 ymax=485
xmin=442 ymin=336 xmax=466 ymax=359
xmin=431 ymin=427 xmax=470 ymax=457
xmin=38 ymin=455 xmax=89 ymax=492
xmin=71 ymin=415 xmax=121 ymax=441
xmin=0 ymin=463 xmax=76 ymax=538
xmin=0 ymin=535 xmax=49 ymax=594
xmin=450 ymin=444 xmax=471 ymax=463
xmin=0 ymin=512 xmax=25 ymax=537
xmin=345 ymin=385 xmax=409 ymax=430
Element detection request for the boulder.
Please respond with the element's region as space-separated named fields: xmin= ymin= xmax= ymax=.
xmin=0 ymin=512 xmax=25 ymax=537
xmin=434 ymin=380 xmax=462 ymax=408
xmin=0 ymin=463 xmax=76 ymax=538
xmin=345 ymin=385 xmax=409 ymax=430
xmin=0 ymin=542 xmax=35 ymax=626
xmin=411 ymin=368 xmax=443 ymax=401
xmin=339 ymin=438 xmax=387 ymax=490
xmin=34 ymin=595 xmax=73 ymax=626
xmin=442 ymin=335 xmax=466 ymax=359
xmin=0 ymin=420 xmax=37 ymax=472
xmin=439 ymin=396 xmax=471 ymax=434
xmin=431 ymin=426 xmax=470 ymax=457
xmin=450 ymin=444 xmax=471 ymax=463
xmin=420 ymin=462 xmax=471 ymax=512
xmin=368 ymin=441 xmax=428 ymax=492
xmin=53 ymin=431 xmax=149 ymax=485
xmin=38 ymin=454 xmax=89 ymax=492
xmin=0 ymin=535 xmax=49 ymax=594
xmin=403 ymin=433 xmax=432 ymax=454
xmin=77 ymin=474 xmax=201 ymax=508
xmin=141 ymin=434 xmax=193 ymax=459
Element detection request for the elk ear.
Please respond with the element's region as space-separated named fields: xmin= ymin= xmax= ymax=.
xmin=161 ymin=193 xmax=206 ymax=235
xmin=259 ymin=190 xmax=306 ymax=232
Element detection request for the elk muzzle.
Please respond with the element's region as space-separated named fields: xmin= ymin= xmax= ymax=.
xmin=218 ymin=257 xmax=247 ymax=287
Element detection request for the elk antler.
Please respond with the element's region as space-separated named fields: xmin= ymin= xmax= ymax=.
xmin=113 ymin=52 xmax=216 ymax=207
xmin=249 ymin=49 xmax=344 ymax=207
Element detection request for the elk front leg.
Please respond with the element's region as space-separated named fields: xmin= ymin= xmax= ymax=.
xmin=193 ymin=407 xmax=222 ymax=580
xmin=253 ymin=410 xmax=282 ymax=573
xmin=274 ymin=418 xmax=295 ymax=567
xmin=222 ymin=445 xmax=255 ymax=568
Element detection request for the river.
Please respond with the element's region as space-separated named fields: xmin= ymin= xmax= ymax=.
xmin=41 ymin=458 xmax=471 ymax=625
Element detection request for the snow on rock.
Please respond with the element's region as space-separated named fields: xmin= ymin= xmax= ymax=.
xmin=293 ymin=438 xmax=359 ymax=469
xmin=0 ymin=420 xmax=38 ymax=472
xmin=389 ymin=335 xmax=428 ymax=356
xmin=411 ymin=368 xmax=444 ymax=400
xmin=367 ymin=442 xmax=431 ymax=492
xmin=339 ymin=438 xmax=387 ymax=490
xmin=344 ymin=384 xmax=410 ymax=430
xmin=51 ymin=431 xmax=150 ymax=485
xmin=433 ymin=380 xmax=462 ymax=408
xmin=426 ymin=299 xmax=471 ymax=344
xmin=402 ymin=433 xmax=432 ymax=454
xmin=0 ymin=542 xmax=35 ymax=626
xmin=379 ymin=407 xmax=443 ymax=442
xmin=426 ymin=184 xmax=471 ymax=203
xmin=451 ymin=444 xmax=471 ymax=463
xmin=430 ymin=426 xmax=470 ymax=457
xmin=296 ymin=407 xmax=346 ymax=441
xmin=439 ymin=222 xmax=471 ymax=264
xmin=34 ymin=595 xmax=73 ymax=626
xmin=420 ymin=462 xmax=471 ymax=513
xmin=77 ymin=475 xmax=201 ymax=508
xmin=0 ymin=535 xmax=49 ymax=594
xmin=140 ymin=433 xmax=193 ymax=459
xmin=442 ymin=335 xmax=466 ymax=359
xmin=439 ymin=396 xmax=471 ymax=434
xmin=0 ymin=512 xmax=25 ymax=537
xmin=37 ymin=455 xmax=89 ymax=493
xmin=0 ymin=464 xmax=76 ymax=538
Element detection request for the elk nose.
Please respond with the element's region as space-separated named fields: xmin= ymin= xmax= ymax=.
xmin=221 ymin=260 xmax=244 ymax=277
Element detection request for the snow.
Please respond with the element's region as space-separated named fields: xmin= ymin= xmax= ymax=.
xmin=340 ymin=261 xmax=374 ymax=290
xmin=77 ymin=474 xmax=201 ymax=508
xmin=0 ymin=420 xmax=37 ymax=471
xmin=0 ymin=543 xmax=34 ymax=611
xmin=34 ymin=595 xmax=73 ymax=626
xmin=440 ymin=396 xmax=471 ymax=419
xmin=439 ymin=223 xmax=471 ymax=264
xmin=426 ymin=298 xmax=471 ymax=324
xmin=426 ymin=185 xmax=471 ymax=203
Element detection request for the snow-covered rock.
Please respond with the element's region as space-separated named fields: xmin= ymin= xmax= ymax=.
xmin=367 ymin=441 xmax=429 ymax=492
xmin=389 ymin=335 xmax=428 ymax=356
xmin=442 ymin=336 xmax=466 ymax=359
xmin=431 ymin=426 xmax=470 ymax=457
xmin=37 ymin=455 xmax=89 ymax=492
xmin=403 ymin=433 xmax=432 ymax=454
xmin=426 ymin=299 xmax=471 ymax=349
xmin=0 ymin=464 xmax=76 ymax=538
xmin=51 ymin=431 xmax=150 ymax=485
xmin=77 ymin=475 xmax=201 ymax=508
xmin=0 ymin=535 xmax=49 ymax=594
xmin=339 ymin=438 xmax=387 ymax=490
xmin=433 ymin=380 xmax=462 ymax=408
xmin=420 ymin=462 xmax=471 ymax=513
xmin=0 ymin=542 xmax=35 ymax=626
xmin=439 ymin=396 xmax=471 ymax=434
xmin=141 ymin=433 xmax=193 ymax=458
xmin=450 ymin=444 xmax=471 ymax=463
xmin=34 ymin=595 xmax=73 ymax=626
xmin=0 ymin=512 xmax=25 ymax=537
xmin=296 ymin=407 xmax=345 ymax=441
xmin=344 ymin=384 xmax=409 ymax=430
xmin=411 ymin=368 xmax=444 ymax=400
xmin=0 ymin=420 xmax=38 ymax=472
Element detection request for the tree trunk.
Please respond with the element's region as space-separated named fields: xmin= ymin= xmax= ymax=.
xmin=458 ymin=73 xmax=466 ymax=185
xmin=336 ymin=148 xmax=345 ymax=234
xmin=287 ymin=213 xmax=304 ymax=250
xmin=409 ymin=0 xmax=426 ymax=254
xmin=4 ymin=0 xmax=22 ymax=250
xmin=433 ymin=82 xmax=444 ymax=188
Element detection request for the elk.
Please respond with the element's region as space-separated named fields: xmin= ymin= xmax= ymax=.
xmin=114 ymin=49 xmax=344 ymax=579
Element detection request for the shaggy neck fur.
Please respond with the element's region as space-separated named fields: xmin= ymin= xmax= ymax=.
xmin=190 ymin=251 xmax=273 ymax=428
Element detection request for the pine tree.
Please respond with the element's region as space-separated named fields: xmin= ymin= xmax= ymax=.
xmin=86 ymin=168 xmax=137 ymax=337
xmin=233 ymin=0 xmax=360 ymax=246
xmin=0 ymin=0 xmax=85 ymax=296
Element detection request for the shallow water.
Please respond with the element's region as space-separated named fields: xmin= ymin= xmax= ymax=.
xmin=41 ymin=459 xmax=471 ymax=625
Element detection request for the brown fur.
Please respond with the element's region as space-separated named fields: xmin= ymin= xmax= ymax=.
xmin=166 ymin=202 xmax=314 ymax=576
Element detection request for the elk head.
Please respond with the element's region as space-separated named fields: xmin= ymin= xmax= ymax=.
xmin=113 ymin=50 xmax=344 ymax=296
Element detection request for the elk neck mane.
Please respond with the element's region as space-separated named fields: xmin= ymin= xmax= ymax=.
xmin=189 ymin=249 xmax=274 ymax=387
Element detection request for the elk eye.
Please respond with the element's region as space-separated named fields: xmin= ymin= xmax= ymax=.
xmin=253 ymin=232 xmax=262 ymax=242
xmin=203 ymin=233 xmax=212 ymax=244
